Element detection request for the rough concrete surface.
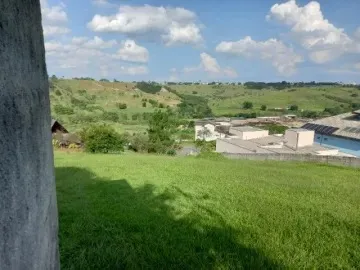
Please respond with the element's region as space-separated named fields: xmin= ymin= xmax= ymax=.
xmin=0 ymin=1 xmax=60 ymax=269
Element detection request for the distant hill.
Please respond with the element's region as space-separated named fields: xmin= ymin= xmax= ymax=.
xmin=50 ymin=79 xmax=360 ymax=132
xmin=50 ymin=79 xmax=181 ymax=133
xmin=171 ymin=84 xmax=360 ymax=116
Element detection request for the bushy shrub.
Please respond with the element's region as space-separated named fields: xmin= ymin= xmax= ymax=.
xmin=128 ymin=133 xmax=149 ymax=152
xmin=131 ymin=113 xmax=141 ymax=121
xmin=78 ymin=89 xmax=87 ymax=95
xmin=80 ymin=125 xmax=124 ymax=153
xmin=117 ymin=103 xmax=127 ymax=110
xmin=68 ymin=143 xmax=80 ymax=149
xmin=69 ymin=114 xmax=97 ymax=124
xmin=120 ymin=113 xmax=128 ymax=121
xmin=148 ymin=99 xmax=158 ymax=108
xmin=52 ymin=139 xmax=61 ymax=148
xmin=260 ymin=105 xmax=267 ymax=111
xmin=55 ymin=89 xmax=62 ymax=96
xmin=243 ymin=101 xmax=253 ymax=109
xmin=102 ymin=111 xmax=119 ymax=122
xmin=166 ymin=149 xmax=177 ymax=156
xmin=142 ymin=102 xmax=147 ymax=107
xmin=53 ymin=104 xmax=74 ymax=115
xmin=158 ymin=103 xmax=165 ymax=108
xmin=70 ymin=97 xmax=88 ymax=109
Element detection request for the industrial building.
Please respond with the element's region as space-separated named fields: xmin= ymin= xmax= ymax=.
xmin=216 ymin=127 xmax=347 ymax=156
xmin=302 ymin=110 xmax=360 ymax=157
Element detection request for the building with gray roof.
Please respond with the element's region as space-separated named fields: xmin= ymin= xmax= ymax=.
xmin=301 ymin=111 xmax=360 ymax=157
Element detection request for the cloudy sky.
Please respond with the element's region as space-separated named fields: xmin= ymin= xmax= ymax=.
xmin=41 ymin=0 xmax=360 ymax=82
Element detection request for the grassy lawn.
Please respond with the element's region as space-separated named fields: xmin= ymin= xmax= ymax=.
xmin=55 ymin=152 xmax=360 ymax=269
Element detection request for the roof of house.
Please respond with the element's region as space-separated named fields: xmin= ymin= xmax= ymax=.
xmin=230 ymin=126 xmax=264 ymax=132
xmin=302 ymin=112 xmax=360 ymax=140
xmin=218 ymin=136 xmax=335 ymax=155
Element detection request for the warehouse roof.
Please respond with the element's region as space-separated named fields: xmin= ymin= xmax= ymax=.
xmin=302 ymin=112 xmax=360 ymax=141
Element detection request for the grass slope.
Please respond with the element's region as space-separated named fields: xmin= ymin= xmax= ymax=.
xmin=172 ymin=84 xmax=360 ymax=115
xmin=55 ymin=152 xmax=360 ymax=269
xmin=50 ymin=79 xmax=180 ymax=133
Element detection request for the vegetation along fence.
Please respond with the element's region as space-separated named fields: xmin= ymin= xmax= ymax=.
xmin=222 ymin=153 xmax=360 ymax=168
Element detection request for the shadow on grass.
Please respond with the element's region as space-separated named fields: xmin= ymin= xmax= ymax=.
xmin=56 ymin=167 xmax=282 ymax=269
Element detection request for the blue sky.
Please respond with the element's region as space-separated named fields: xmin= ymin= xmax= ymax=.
xmin=41 ymin=0 xmax=360 ymax=82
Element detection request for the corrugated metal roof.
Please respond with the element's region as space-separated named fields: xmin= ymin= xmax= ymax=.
xmin=302 ymin=112 xmax=360 ymax=140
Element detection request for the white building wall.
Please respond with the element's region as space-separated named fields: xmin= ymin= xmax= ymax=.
xmin=242 ymin=130 xmax=269 ymax=140
xmin=285 ymin=129 xmax=314 ymax=149
xmin=297 ymin=131 xmax=315 ymax=148
xmin=229 ymin=128 xmax=268 ymax=140
xmin=195 ymin=124 xmax=226 ymax=141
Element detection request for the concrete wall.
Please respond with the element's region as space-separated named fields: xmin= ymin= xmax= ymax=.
xmin=223 ymin=153 xmax=360 ymax=168
xmin=0 ymin=1 xmax=59 ymax=269
xmin=285 ymin=129 xmax=314 ymax=149
xmin=315 ymin=134 xmax=360 ymax=157
xmin=242 ymin=130 xmax=269 ymax=140
xmin=297 ymin=130 xmax=315 ymax=148
xmin=229 ymin=128 xmax=268 ymax=140
xmin=216 ymin=139 xmax=254 ymax=154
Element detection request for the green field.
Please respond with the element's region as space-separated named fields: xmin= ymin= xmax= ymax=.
xmin=55 ymin=152 xmax=360 ymax=269
xmin=172 ymin=84 xmax=360 ymax=115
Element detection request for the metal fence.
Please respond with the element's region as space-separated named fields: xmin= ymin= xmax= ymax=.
xmin=222 ymin=153 xmax=360 ymax=168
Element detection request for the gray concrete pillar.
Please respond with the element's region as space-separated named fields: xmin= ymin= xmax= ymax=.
xmin=0 ymin=0 xmax=60 ymax=269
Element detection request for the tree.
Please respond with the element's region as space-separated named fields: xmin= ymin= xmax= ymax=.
xmin=80 ymin=125 xmax=124 ymax=153
xmin=289 ymin=105 xmax=299 ymax=111
xmin=147 ymin=110 xmax=177 ymax=153
xmin=243 ymin=101 xmax=253 ymax=109
xmin=198 ymin=126 xmax=211 ymax=140
xmin=260 ymin=105 xmax=267 ymax=111
xmin=117 ymin=103 xmax=127 ymax=110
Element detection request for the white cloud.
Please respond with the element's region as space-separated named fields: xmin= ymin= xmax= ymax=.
xmin=114 ymin=40 xmax=149 ymax=63
xmin=40 ymin=0 xmax=67 ymax=23
xmin=82 ymin=36 xmax=117 ymax=49
xmin=355 ymin=27 xmax=360 ymax=40
xmin=216 ymin=36 xmax=303 ymax=76
xmin=45 ymin=37 xmax=149 ymax=77
xmin=40 ymin=0 xmax=69 ymax=37
xmin=93 ymin=0 xmax=110 ymax=6
xmin=120 ymin=66 xmax=149 ymax=75
xmin=200 ymin=52 xmax=221 ymax=73
xmin=267 ymin=0 xmax=358 ymax=63
xmin=183 ymin=53 xmax=238 ymax=78
xmin=43 ymin=26 xmax=70 ymax=36
xmin=355 ymin=63 xmax=360 ymax=70
xmin=88 ymin=5 xmax=203 ymax=46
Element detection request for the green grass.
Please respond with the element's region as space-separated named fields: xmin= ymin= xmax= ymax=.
xmin=172 ymin=84 xmax=360 ymax=115
xmin=55 ymin=152 xmax=360 ymax=269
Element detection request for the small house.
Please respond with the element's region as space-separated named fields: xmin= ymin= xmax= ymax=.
xmin=51 ymin=119 xmax=68 ymax=134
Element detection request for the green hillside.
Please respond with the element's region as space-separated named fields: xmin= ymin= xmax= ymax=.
xmin=172 ymin=84 xmax=360 ymax=115
xmin=50 ymin=79 xmax=360 ymax=133
xmin=55 ymin=151 xmax=360 ymax=269
xmin=50 ymin=79 xmax=180 ymax=133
